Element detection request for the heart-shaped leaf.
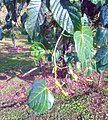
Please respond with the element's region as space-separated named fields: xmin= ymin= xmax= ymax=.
xmin=27 ymin=80 xmax=54 ymax=114
xmin=96 ymin=27 xmax=108 ymax=46
xmin=30 ymin=42 xmax=46 ymax=59
xmin=25 ymin=0 xmax=45 ymax=39
xmin=74 ymin=26 xmax=93 ymax=65
xmin=49 ymin=0 xmax=81 ymax=34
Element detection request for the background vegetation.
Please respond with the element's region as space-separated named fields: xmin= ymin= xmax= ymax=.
xmin=0 ymin=0 xmax=108 ymax=119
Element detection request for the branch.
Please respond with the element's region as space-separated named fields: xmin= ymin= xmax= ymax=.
xmin=53 ymin=30 xmax=68 ymax=96
xmin=22 ymin=67 xmax=38 ymax=77
xmin=53 ymin=30 xmax=65 ymax=80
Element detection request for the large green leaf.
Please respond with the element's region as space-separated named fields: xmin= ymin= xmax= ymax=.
xmin=30 ymin=42 xmax=46 ymax=59
xmin=25 ymin=0 xmax=45 ymax=39
xmin=49 ymin=0 xmax=81 ymax=34
xmin=96 ymin=27 xmax=108 ymax=46
xmin=27 ymin=80 xmax=54 ymax=114
xmin=100 ymin=6 xmax=108 ymax=26
xmin=74 ymin=26 xmax=93 ymax=65
xmin=95 ymin=46 xmax=108 ymax=65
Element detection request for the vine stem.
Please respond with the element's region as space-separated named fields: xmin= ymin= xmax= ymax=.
xmin=53 ymin=30 xmax=68 ymax=96
xmin=53 ymin=30 xmax=65 ymax=79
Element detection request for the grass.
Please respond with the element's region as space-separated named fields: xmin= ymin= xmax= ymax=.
xmin=0 ymin=106 xmax=30 ymax=120
xmin=0 ymin=93 xmax=93 ymax=120
xmin=0 ymin=39 xmax=108 ymax=120
xmin=0 ymin=25 xmax=108 ymax=120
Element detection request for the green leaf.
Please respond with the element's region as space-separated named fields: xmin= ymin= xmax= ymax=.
xmin=25 ymin=0 xmax=45 ymax=39
xmin=30 ymin=42 xmax=46 ymax=59
xmin=90 ymin=0 xmax=106 ymax=5
xmin=74 ymin=26 xmax=93 ymax=66
xmin=49 ymin=0 xmax=81 ymax=34
xmin=27 ymin=80 xmax=54 ymax=114
xmin=96 ymin=27 xmax=108 ymax=46
xmin=96 ymin=62 xmax=108 ymax=73
xmin=100 ymin=6 xmax=108 ymax=26
xmin=95 ymin=45 xmax=108 ymax=73
xmin=95 ymin=46 xmax=108 ymax=65
xmin=73 ymin=52 xmax=79 ymax=62
xmin=64 ymin=53 xmax=73 ymax=64
xmin=96 ymin=1 xmax=101 ymax=10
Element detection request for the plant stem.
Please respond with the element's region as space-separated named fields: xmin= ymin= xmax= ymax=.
xmin=53 ymin=30 xmax=68 ymax=96
xmin=22 ymin=67 xmax=38 ymax=77
xmin=53 ymin=30 xmax=65 ymax=80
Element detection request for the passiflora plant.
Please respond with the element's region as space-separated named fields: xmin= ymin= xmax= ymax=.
xmin=24 ymin=0 xmax=108 ymax=114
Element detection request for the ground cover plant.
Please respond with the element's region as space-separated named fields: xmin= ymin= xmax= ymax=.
xmin=0 ymin=0 xmax=108 ymax=119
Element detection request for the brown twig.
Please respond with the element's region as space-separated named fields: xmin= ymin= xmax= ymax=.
xmin=21 ymin=62 xmax=54 ymax=77
xmin=22 ymin=67 xmax=38 ymax=77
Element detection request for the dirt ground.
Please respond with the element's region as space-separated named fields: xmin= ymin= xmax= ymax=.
xmin=0 ymin=7 xmax=108 ymax=120
xmin=0 ymin=35 xmax=108 ymax=120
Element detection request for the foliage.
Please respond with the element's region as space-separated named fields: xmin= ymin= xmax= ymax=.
xmin=94 ymin=46 xmax=108 ymax=72
xmin=96 ymin=27 xmax=108 ymax=46
xmin=90 ymin=0 xmax=106 ymax=5
xmin=1 ymin=0 xmax=108 ymax=115
xmin=30 ymin=42 xmax=46 ymax=59
xmin=74 ymin=26 xmax=93 ymax=66
xmin=49 ymin=0 xmax=81 ymax=34
xmin=100 ymin=5 xmax=108 ymax=26
xmin=25 ymin=0 xmax=45 ymax=39
xmin=24 ymin=0 xmax=108 ymax=114
xmin=27 ymin=80 xmax=54 ymax=114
